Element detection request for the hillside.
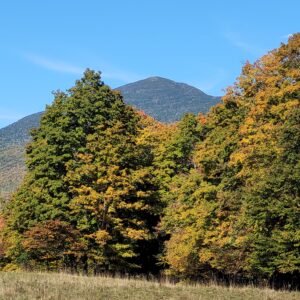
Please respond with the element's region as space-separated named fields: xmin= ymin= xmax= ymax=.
xmin=117 ymin=76 xmax=220 ymax=122
xmin=0 ymin=78 xmax=220 ymax=200
xmin=0 ymin=112 xmax=43 ymax=148
xmin=0 ymin=112 xmax=43 ymax=202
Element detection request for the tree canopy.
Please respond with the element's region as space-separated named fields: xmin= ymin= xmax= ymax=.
xmin=161 ymin=34 xmax=300 ymax=285
xmin=1 ymin=35 xmax=299 ymax=286
xmin=1 ymin=70 xmax=160 ymax=273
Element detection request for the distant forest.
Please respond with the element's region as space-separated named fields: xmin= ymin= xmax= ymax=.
xmin=0 ymin=34 xmax=299 ymax=288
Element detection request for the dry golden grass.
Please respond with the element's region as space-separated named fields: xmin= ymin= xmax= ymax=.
xmin=0 ymin=271 xmax=299 ymax=300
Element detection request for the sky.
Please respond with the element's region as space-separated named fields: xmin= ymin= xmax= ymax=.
xmin=0 ymin=0 xmax=299 ymax=128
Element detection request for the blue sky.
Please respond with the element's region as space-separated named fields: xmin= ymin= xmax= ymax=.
xmin=0 ymin=0 xmax=299 ymax=128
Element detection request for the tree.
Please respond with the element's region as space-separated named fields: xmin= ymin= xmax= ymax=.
xmin=0 ymin=215 xmax=7 ymax=268
xmin=161 ymin=34 xmax=300 ymax=285
xmin=3 ymin=69 xmax=160 ymax=273
xmin=155 ymin=113 xmax=199 ymax=179
xmin=66 ymin=121 xmax=161 ymax=273
xmin=22 ymin=220 xmax=84 ymax=271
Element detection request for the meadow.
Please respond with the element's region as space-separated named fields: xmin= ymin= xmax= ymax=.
xmin=0 ymin=271 xmax=299 ymax=300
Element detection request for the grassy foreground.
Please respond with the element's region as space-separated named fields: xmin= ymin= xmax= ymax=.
xmin=0 ymin=272 xmax=299 ymax=300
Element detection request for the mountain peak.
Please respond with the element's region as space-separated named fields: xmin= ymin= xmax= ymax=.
xmin=146 ymin=76 xmax=166 ymax=80
xmin=116 ymin=77 xmax=220 ymax=123
xmin=130 ymin=76 xmax=187 ymax=85
xmin=144 ymin=76 xmax=175 ymax=83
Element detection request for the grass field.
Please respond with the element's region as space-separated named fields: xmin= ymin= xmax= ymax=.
xmin=0 ymin=272 xmax=299 ymax=300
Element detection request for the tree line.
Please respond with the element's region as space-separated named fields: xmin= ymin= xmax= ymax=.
xmin=0 ymin=34 xmax=299 ymax=287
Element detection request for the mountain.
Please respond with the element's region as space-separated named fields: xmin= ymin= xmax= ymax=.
xmin=0 ymin=77 xmax=220 ymax=200
xmin=0 ymin=112 xmax=43 ymax=148
xmin=0 ymin=112 xmax=43 ymax=203
xmin=117 ymin=76 xmax=220 ymax=123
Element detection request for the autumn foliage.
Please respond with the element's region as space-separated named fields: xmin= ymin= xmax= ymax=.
xmin=161 ymin=34 xmax=300 ymax=286
xmin=1 ymin=34 xmax=299 ymax=286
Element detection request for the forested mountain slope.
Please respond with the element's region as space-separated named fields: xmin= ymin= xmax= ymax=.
xmin=0 ymin=112 xmax=43 ymax=201
xmin=117 ymin=76 xmax=220 ymax=122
